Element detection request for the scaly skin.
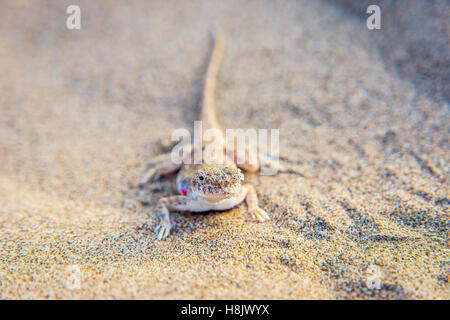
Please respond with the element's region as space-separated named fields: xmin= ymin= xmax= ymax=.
xmin=140 ymin=31 xmax=273 ymax=240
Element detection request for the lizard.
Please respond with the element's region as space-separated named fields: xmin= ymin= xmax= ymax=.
xmin=139 ymin=31 xmax=280 ymax=240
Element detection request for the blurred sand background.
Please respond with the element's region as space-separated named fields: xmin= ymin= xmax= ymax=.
xmin=0 ymin=0 xmax=448 ymax=299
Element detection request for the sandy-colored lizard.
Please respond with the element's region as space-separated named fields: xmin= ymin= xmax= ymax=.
xmin=140 ymin=31 xmax=278 ymax=240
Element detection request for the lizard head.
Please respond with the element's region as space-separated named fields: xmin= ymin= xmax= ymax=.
xmin=191 ymin=165 xmax=244 ymax=201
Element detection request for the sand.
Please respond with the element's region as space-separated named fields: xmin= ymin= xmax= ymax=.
xmin=0 ymin=0 xmax=448 ymax=299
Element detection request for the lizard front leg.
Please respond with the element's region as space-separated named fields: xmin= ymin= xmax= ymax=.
xmin=139 ymin=144 xmax=193 ymax=188
xmin=242 ymin=184 xmax=270 ymax=222
xmin=153 ymin=196 xmax=200 ymax=240
xmin=139 ymin=155 xmax=182 ymax=188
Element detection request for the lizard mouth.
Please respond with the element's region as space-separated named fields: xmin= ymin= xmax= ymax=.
xmin=195 ymin=183 xmax=242 ymax=200
xmin=199 ymin=193 xmax=232 ymax=201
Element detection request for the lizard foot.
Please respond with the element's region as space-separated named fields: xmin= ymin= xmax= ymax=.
xmin=249 ymin=207 xmax=270 ymax=222
xmin=154 ymin=221 xmax=171 ymax=240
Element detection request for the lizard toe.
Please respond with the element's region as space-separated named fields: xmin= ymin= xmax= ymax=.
xmin=250 ymin=207 xmax=270 ymax=222
xmin=155 ymin=222 xmax=171 ymax=240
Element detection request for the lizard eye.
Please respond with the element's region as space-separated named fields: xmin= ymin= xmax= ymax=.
xmin=198 ymin=175 xmax=204 ymax=181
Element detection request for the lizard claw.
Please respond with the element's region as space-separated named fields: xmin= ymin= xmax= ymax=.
xmin=249 ymin=207 xmax=270 ymax=222
xmin=154 ymin=221 xmax=171 ymax=240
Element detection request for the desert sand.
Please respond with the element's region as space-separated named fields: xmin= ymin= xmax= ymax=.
xmin=0 ymin=0 xmax=448 ymax=299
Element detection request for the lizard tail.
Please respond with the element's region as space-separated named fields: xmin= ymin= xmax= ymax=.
xmin=200 ymin=30 xmax=226 ymax=131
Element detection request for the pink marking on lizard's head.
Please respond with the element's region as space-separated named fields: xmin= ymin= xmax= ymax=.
xmin=190 ymin=165 xmax=244 ymax=200
xmin=178 ymin=180 xmax=189 ymax=196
